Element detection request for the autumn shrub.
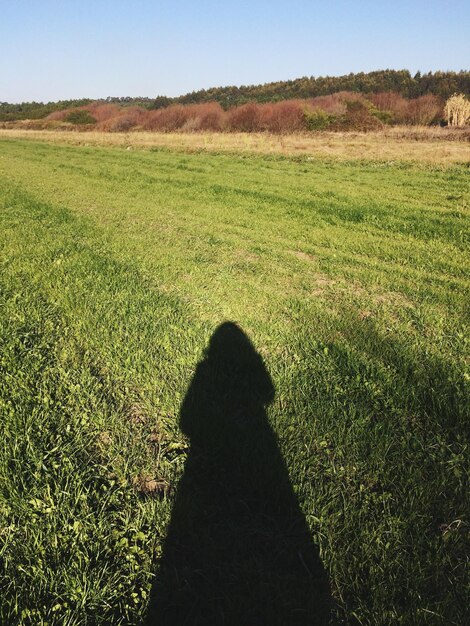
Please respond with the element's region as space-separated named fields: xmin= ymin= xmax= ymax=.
xmin=165 ymin=105 xmax=189 ymax=131
xmin=306 ymin=92 xmax=387 ymax=130
xmin=368 ymin=92 xmax=409 ymax=123
xmin=46 ymin=109 xmax=70 ymax=121
xmin=98 ymin=116 xmax=134 ymax=132
xmin=82 ymin=103 xmax=120 ymax=122
xmin=311 ymin=91 xmax=370 ymax=115
xmin=142 ymin=103 xmax=224 ymax=132
xmin=306 ymin=93 xmax=383 ymax=131
xmin=369 ymin=92 xmax=443 ymax=125
xmin=224 ymin=101 xmax=305 ymax=133
xmin=47 ymin=102 xmax=119 ymax=124
xmin=142 ymin=105 xmax=190 ymax=131
xmin=185 ymin=103 xmax=225 ymax=131
xmin=310 ymin=94 xmax=347 ymax=116
xmin=140 ymin=109 xmax=160 ymax=131
xmin=256 ymin=103 xmax=274 ymax=131
xmin=331 ymin=100 xmax=383 ymax=131
xmin=406 ymin=95 xmax=443 ymax=125
xmin=125 ymin=106 xmax=148 ymax=126
xmin=369 ymin=91 xmax=405 ymax=111
xmin=226 ymin=103 xmax=262 ymax=132
xmin=43 ymin=92 xmax=451 ymax=135
xmin=97 ymin=106 xmax=148 ymax=132
xmin=158 ymin=105 xmax=191 ymax=131
xmin=259 ymin=101 xmax=305 ymax=133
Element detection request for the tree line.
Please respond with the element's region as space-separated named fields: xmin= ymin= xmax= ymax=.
xmin=1 ymin=70 xmax=469 ymax=122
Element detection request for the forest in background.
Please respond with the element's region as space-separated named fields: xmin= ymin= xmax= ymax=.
xmin=1 ymin=69 xmax=469 ymax=121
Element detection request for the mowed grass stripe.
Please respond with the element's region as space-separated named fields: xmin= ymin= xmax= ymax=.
xmin=0 ymin=141 xmax=468 ymax=310
xmin=1 ymin=185 xmax=213 ymax=625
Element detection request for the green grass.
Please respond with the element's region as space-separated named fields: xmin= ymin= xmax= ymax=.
xmin=0 ymin=138 xmax=469 ymax=625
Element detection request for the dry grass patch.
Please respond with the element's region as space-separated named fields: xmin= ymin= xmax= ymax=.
xmin=1 ymin=127 xmax=469 ymax=164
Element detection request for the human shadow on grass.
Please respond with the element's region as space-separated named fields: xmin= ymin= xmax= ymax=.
xmin=145 ymin=322 xmax=331 ymax=626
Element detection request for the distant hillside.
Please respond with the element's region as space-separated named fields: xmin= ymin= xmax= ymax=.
xmin=1 ymin=69 xmax=469 ymax=121
xmin=0 ymin=99 xmax=93 ymax=122
xmin=171 ymin=69 xmax=470 ymax=108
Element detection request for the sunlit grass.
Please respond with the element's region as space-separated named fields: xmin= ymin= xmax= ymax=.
xmin=0 ymin=137 xmax=469 ymax=625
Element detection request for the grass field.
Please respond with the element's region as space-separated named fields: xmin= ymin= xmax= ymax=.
xmin=0 ymin=136 xmax=469 ymax=625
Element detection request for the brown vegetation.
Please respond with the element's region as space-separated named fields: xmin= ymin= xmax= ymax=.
xmin=48 ymin=102 xmax=120 ymax=123
xmin=142 ymin=103 xmax=225 ymax=132
xmin=445 ymin=94 xmax=470 ymax=127
xmin=34 ymin=90 xmax=462 ymax=135
xmin=370 ymin=92 xmax=442 ymax=125
xmin=2 ymin=127 xmax=469 ymax=165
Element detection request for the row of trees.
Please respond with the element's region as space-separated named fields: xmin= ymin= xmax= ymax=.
xmin=38 ymin=92 xmax=468 ymax=134
xmin=0 ymin=98 xmax=92 ymax=122
xmin=1 ymin=70 xmax=469 ymax=121
xmin=172 ymin=70 xmax=470 ymax=108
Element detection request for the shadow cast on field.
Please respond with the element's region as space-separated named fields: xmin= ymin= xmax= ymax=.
xmin=144 ymin=322 xmax=331 ymax=626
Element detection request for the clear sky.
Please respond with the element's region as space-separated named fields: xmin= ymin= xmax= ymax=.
xmin=1 ymin=0 xmax=469 ymax=103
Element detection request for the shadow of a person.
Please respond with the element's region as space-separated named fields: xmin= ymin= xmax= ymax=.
xmin=145 ymin=322 xmax=331 ymax=625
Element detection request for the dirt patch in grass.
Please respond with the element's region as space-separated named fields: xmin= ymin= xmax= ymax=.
xmin=235 ymin=248 xmax=260 ymax=263
xmin=375 ymin=291 xmax=414 ymax=308
xmin=290 ymin=249 xmax=318 ymax=263
xmin=132 ymin=473 xmax=170 ymax=498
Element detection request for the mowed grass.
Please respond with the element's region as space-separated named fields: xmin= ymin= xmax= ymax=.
xmin=0 ymin=138 xmax=469 ymax=625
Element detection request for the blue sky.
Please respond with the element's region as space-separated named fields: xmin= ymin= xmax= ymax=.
xmin=1 ymin=0 xmax=469 ymax=103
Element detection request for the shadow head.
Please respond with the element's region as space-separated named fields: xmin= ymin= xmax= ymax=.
xmin=179 ymin=322 xmax=275 ymax=444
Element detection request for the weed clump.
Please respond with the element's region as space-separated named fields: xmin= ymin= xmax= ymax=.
xmin=445 ymin=93 xmax=470 ymax=127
